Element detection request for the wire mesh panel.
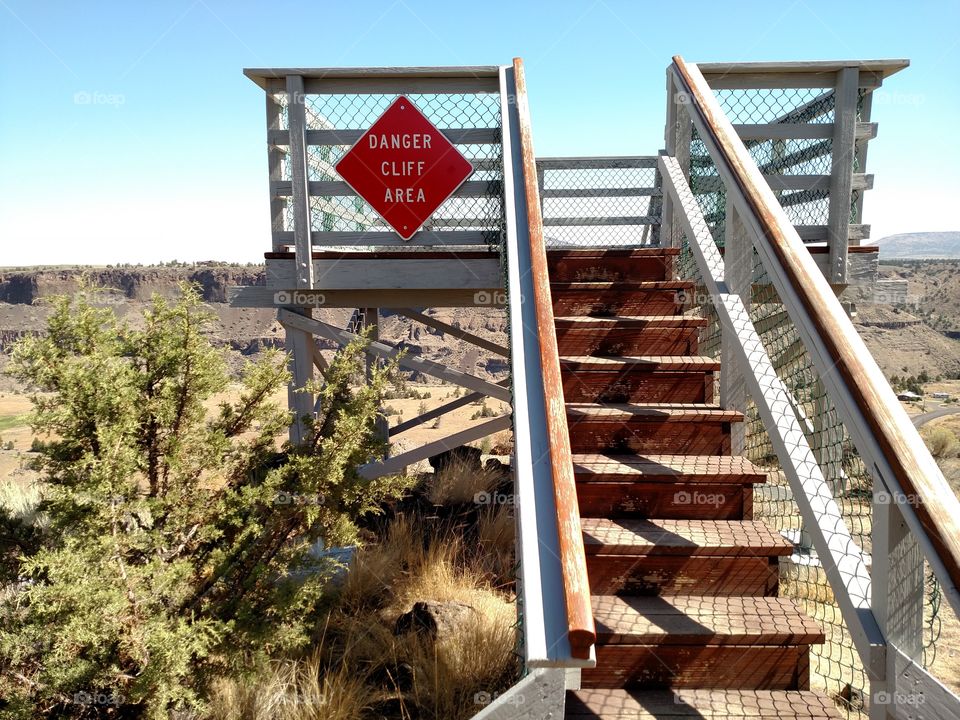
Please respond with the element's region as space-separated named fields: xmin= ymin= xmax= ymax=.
xmin=537 ymin=157 xmax=660 ymax=248
xmin=673 ymin=91 xmax=944 ymax=715
xmin=269 ymin=84 xmax=504 ymax=251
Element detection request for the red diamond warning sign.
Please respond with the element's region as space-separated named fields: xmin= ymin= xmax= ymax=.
xmin=335 ymin=96 xmax=473 ymax=241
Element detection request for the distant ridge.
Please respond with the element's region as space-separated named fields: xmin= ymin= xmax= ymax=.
xmin=876 ymin=231 xmax=960 ymax=259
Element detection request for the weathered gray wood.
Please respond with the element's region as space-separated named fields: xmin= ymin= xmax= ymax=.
xmin=887 ymin=648 xmax=960 ymax=720
xmin=302 ymin=76 xmax=498 ymax=94
xmin=230 ymin=286 xmax=505 ymax=309
xmin=279 ymin=308 xmax=315 ymax=444
xmin=543 ymin=216 xmax=658 ymax=227
xmin=273 ymin=230 xmax=496 ymax=246
xmin=469 ymin=668 xmax=567 ymax=720
xmin=721 ymin=197 xmax=750 ymax=455
xmin=267 ymin=127 xmax=500 ymax=146
xmin=827 ymin=67 xmax=860 ymax=284
xmin=396 ymin=308 xmax=510 ymax=357
xmin=388 ymin=379 xmax=510 ymax=437
xmin=733 ymin=121 xmax=877 ymax=140
xmin=693 ymin=173 xmax=873 ymax=193
xmin=286 ymin=75 xmax=314 ymax=289
xmin=277 ymin=309 xmax=511 ymax=401
xmin=358 ymin=414 xmax=511 ymax=479
xmin=266 ymin=258 xmax=502 ymax=290
xmin=535 ymin=156 xmax=657 ymax=169
xmin=270 ymin=179 xmax=493 ymax=199
xmin=796 ymin=224 xmax=870 ymax=242
xmin=540 ymin=187 xmax=660 ymax=198
xmin=853 ymin=91 xmax=875 ymax=229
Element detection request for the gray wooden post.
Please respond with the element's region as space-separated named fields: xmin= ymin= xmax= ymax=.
xmin=871 ymin=491 xmax=925 ymax=719
xmin=286 ymin=75 xmax=315 ymax=289
xmin=852 ymin=89 xmax=874 ymax=230
xmin=721 ymin=196 xmax=750 ymax=456
xmin=827 ymin=67 xmax=860 ymax=284
xmin=283 ymin=307 xmax=315 ymax=445
xmin=658 ymin=69 xmax=678 ymax=247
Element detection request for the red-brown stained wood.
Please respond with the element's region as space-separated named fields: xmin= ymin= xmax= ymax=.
xmin=572 ymin=454 xmax=767 ymax=484
xmin=512 ymin=57 xmax=595 ymax=659
xmin=555 ymin=316 xmax=704 ymax=356
xmin=586 ymin=556 xmax=778 ymax=596
xmin=552 ymin=282 xmax=690 ymax=317
xmin=561 ymin=356 xmax=717 ymax=403
xmin=673 ymin=55 xmax=960 ymax=593
xmin=580 ymin=518 xmax=792 ymax=555
xmin=566 ymin=404 xmax=738 ymax=455
xmin=576 ymin=482 xmax=747 ymax=520
xmin=583 ymin=645 xmax=811 ymax=689
xmin=565 ymin=689 xmax=845 ymax=718
xmin=547 ymin=249 xmax=675 ymax=282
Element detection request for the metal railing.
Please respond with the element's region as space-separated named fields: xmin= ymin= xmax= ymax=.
xmin=664 ymin=55 xmax=960 ymax=720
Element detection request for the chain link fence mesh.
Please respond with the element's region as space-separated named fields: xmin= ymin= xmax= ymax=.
xmin=670 ymin=87 xmax=943 ymax=717
xmin=537 ymin=159 xmax=659 ymax=248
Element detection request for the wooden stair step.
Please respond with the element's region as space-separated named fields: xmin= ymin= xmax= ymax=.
xmin=561 ymin=355 xmax=717 ymax=403
xmin=552 ymin=282 xmax=691 ymax=317
xmin=555 ymin=316 xmax=706 ymax=356
xmin=581 ymin=518 xmax=792 ymax=556
xmin=566 ymin=403 xmax=741 ymax=456
xmin=566 ymin=403 xmax=743 ymax=422
xmin=565 ymin=689 xmax=844 ymax=718
xmin=572 ymin=454 xmax=766 ymax=484
xmin=547 ymin=247 xmax=676 ymax=283
xmin=591 ymin=595 xmax=824 ymax=646
xmin=560 ymin=355 xmax=720 ymax=372
xmin=581 ymin=518 xmax=789 ymax=596
xmin=583 ymin=596 xmax=823 ymax=689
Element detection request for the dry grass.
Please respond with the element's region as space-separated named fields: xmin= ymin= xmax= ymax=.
xmin=205 ymin=512 xmax=519 ymax=720
xmin=425 ymin=457 xmax=501 ymax=506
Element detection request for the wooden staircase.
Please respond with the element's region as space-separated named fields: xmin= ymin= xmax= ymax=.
xmin=548 ymin=248 xmax=840 ymax=719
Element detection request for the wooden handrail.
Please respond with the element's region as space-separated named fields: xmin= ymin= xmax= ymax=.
xmin=671 ymin=55 xmax=960 ymax=602
xmin=512 ymin=57 xmax=595 ymax=660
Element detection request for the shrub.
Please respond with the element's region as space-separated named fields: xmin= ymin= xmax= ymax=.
xmin=923 ymin=425 xmax=959 ymax=459
xmin=0 ymin=287 xmax=411 ymax=718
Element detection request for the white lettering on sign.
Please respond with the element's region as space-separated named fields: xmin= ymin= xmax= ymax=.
xmin=384 ymin=188 xmax=427 ymax=202
xmin=381 ymin=160 xmax=426 ymax=176
xmin=368 ymin=133 xmax=433 ymax=150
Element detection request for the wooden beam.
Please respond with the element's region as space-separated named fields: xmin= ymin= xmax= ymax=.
xmin=267 ymin=127 xmax=500 ymax=146
xmin=358 ymin=414 xmax=511 ymax=479
xmin=270 ymin=179 xmax=495 ymax=198
xmin=827 ymin=67 xmax=860 ymax=283
xmin=273 ymin=230 xmax=497 ymax=247
xmin=285 ymin=75 xmax=314 ymax=289
xmin=396 ymin=308 xmax=510 ymax=358
xmin=230 ymin=286 xmax=505 ymax=309
xmin=388 ymin=380 xmax=510 ymax=437
xmin=536 ymin=156 xmax=657 ymax=169
xmin=280 ymin=308 xmax=315 ymax=444
xmin=543 ymin=216 xmax=658 ymax=227
xmin=265 ymin=257 xmax=502 ymax=290
xmin=693 ymin=173 xmax=873 ymax=193
xmin=277 ymin=308 xmax=511 ymax=402
xmin=732 ymin=121 xmax=877 ymax=140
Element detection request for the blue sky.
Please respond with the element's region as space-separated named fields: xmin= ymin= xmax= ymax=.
xmin=1 ymin=0 xmax=957 ymax=266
